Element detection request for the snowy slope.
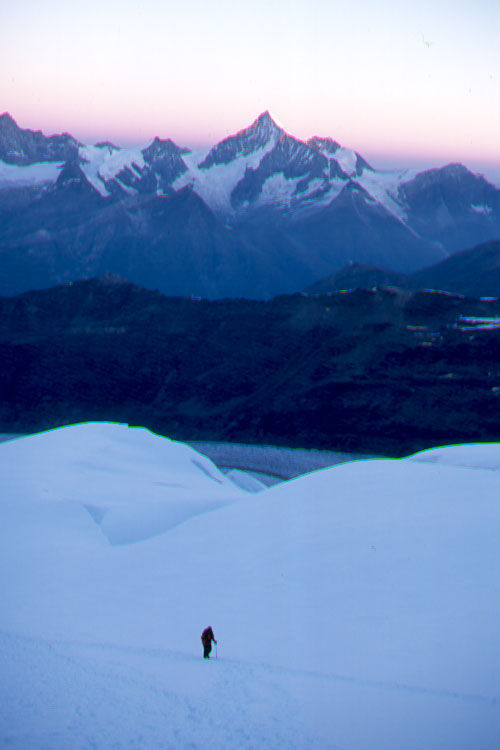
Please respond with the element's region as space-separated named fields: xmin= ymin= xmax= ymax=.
xmin=173 ymin=139 xmax=278 ymax=215
xmin=409 ymin=441 xmax=500 ymax=469
xmin=0 ymin=160 xmax=63 ymax=188
xmin=78 ymin=144 xmax=147 ymax=197
xmin=0 ymin=112 xmax=417 ymax=223
xmin=3 ymin=112 xmax=497 ymax=239
xmin=1 ymin=423 xmax=499 ymax=749
xmin=356 ymin=167 xmax=419 ymax=222
xmin=0 ymin=423 xmax=247 ymax=546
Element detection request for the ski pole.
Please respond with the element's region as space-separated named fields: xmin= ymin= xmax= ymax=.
xmin=216 ymin=643 xmax=218 ymax=659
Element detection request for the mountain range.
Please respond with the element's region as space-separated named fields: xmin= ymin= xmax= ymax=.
xmin=2 ymin=275 xmax=500 ymax=455
xmin=1 ymin=111 xmax=499 ymax=299
xmin=306 ymin=239 xmax=500 ymax=298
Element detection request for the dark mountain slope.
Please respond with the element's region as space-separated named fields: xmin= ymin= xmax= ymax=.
xmin=2 ymin=277 xmax=500 ymax=456
xmin=400 ymin=164 xmax=500 ymax=252
xmin=409 ymin=239 xmax=500 ymax=297
xmin=94 ymin=188 xmax=315 ymax=299
xmin=0 ymin=186 xmax=313 ymax=299
xmin=292 ymin=182 xmax=439 ymax=275
xmin=304 ymin=239 xmax=500 ymax=298
xmin=305 ymin=262 xmax=409 ymax=294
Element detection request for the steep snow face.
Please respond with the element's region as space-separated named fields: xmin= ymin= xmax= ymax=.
xmin=356 ymin=167 xmax=420 ymax=222
xmin=258 ymin=172 xmax=302 ymax=204
xmin=170 ymin=112 xmax=291 ymax=215
xmin=77 ymin=140 xmax=188 ymax=198
xmin=173 ymin=138 xmax=279 ymax=215
xmin=79 ymin=144 xmax=147 ymax=197
xmin=172 ymin=117 xmax=426 ymax=223
xmin=1 ymin=423 xmax=499 ymax=749
xmin=227 ymin=132 xmax=342 ymax=217
xmin=172 ymin=115 xmax=360 ymax=219
xmin=308 ymin=137 xmax=370 ymax=178
xmin=332 ymin=145 xmax=359 ymax=175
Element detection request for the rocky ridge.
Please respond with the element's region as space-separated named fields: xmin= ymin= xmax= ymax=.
xmin=1 ymin=112 xmax=499 ymax=299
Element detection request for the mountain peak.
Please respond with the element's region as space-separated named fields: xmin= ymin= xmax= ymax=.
xmin=253 ymin=110 xmax=278 ymax=127
xmin=0 ymin=112 xmax=19 ymax=134
xmin=198 ymin=111 xmax=283 ymax=170
xmin=142 ymin=136 xmax=181 ymax=159
xmin=307 ymin=136 xmax=341 ymax=155
xmin=249 ymin=110 xmax=282 ymax=138
xmin=0 ymin=113 xmax=80 ymax=165
xmin=55 ymin=161 xmax=102 ymax=197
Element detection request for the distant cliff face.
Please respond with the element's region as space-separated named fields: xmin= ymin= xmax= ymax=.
xmin=1 ymin=277 xmax=500 ymax=456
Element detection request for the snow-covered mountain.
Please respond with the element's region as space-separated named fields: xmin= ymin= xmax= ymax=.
xmin=0 ymin=112 xmax=79 ymax=165
xmin=1 ymin=422 xmax=499 ymax=749
xmin=173 ymin=111 xmax=409 ymax=221
xmin=1 ymin=111 xmax=499 ymax=298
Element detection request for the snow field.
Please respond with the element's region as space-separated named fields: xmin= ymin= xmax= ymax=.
xmin=173 ymin=137 xmax=278 ymax=215
xmin=1 ymin=423 xmax=499 ymax=749
xmin=0 ymin=160 xmax=63 ymax=187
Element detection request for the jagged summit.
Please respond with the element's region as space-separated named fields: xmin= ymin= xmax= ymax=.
xmin=0 ymin=111 xmax=80 ymax=165
xmin=307 ymin=136 xmax=341 ymax=154
xmin=198 ymin=111 xmax=283 ymax=170
xmin=1 ymin=111 xmax=499 ymax=301
xmin=0 ymin=112 xmax=17 ymax=128
xmin=142 ymin=136 xmax=183 ymax=160
xmin=403 ymin=163 xmax=472 ymax=190
xmin=249 ymin=110 xmax=282 ymax=135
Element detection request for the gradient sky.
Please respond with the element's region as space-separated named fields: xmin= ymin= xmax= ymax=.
xmin=1 ymin=0 xmax=499 ymax=181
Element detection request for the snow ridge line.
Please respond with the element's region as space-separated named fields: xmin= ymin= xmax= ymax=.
xmin=13 ymin=631 xmax=497 ymax=709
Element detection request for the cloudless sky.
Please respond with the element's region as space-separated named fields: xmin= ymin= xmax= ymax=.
xmin=1 ymin=0 xmax=499 ymax=181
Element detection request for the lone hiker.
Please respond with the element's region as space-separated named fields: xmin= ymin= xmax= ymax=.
xmin=201 ymin=626 xmax=217 ymax=659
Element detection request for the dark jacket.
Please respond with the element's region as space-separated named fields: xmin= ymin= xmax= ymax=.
xmin=201 ymin=627 xmax=216 ymax=646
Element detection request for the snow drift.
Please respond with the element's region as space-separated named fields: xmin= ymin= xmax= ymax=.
xmin=0 ymin=423 xmax=499 ymax=749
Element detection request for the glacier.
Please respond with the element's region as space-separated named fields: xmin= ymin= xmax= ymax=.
xmin=1 ymin=422 xmax=499 ymax=749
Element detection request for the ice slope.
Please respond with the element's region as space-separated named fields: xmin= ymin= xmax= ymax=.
xmin=0 ymin=160 xmax=63 ymax=188
xmin=173 ymin=138 xmax=279 ymax=215
xmin=1 ymin=423 xmax=499 ymax=749
xmin=79 ymin=144 xmax=147 ymax=197
xmin=0 ymin=126 xmax=416 ymax=222
xmin=356 ymin=167 xmax=419 ymax=222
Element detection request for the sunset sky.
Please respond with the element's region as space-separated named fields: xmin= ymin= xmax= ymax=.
xmin=1 ymin=0 xmax=499 ymax=182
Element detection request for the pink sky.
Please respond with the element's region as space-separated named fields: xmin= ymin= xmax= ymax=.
xmin=2 ymin=0 xmax=499 ymax=182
